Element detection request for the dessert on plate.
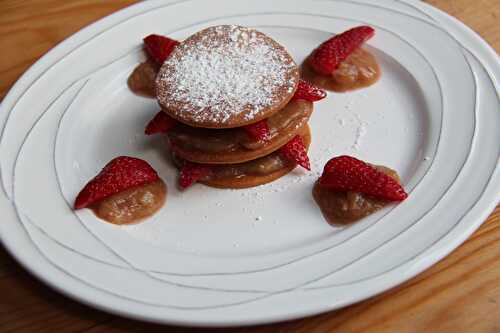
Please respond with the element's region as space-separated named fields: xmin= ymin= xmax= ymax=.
xmin=86 ymin=24 xmax=406 ymax=227
xmin=75 ymin=24 xmax=406 ymax=226
xmin=131 ymin=25 xmax=326 ymax=189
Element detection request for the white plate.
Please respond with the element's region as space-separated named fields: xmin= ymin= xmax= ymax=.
xmin=0 ymin=0 xmax=498 ymax=327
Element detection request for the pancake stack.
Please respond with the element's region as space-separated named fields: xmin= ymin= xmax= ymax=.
xmin=146 ymin=25 xmax=324 ymax=189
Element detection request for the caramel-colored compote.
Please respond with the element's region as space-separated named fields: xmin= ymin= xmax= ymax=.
xmin=205 ymin=153 xmax=289 ymax=180
xmin=168 ymin=99 xmax=312 ymax=154
xmin=127 ymin=61 xmax=158 ymax=97
xmin=302 ymin=48 xmax=380 ymax=92
xmin=171 ymin=125 xmax=312 ymax=189
xmin=91 ymin=180 xmax=166 ymax=225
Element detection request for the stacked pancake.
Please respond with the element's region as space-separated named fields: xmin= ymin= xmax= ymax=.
xmin=145 ymin=25 xmax=325 ymax=189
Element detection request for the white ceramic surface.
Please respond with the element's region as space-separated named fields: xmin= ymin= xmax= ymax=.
xmin=0 ymin=0 xmax=498 ymax=327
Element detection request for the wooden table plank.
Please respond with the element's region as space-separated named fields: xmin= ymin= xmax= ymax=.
xmin=0 ymin=1 xmax=499 ymax=332
xmin=0 ymin=249 xmax=18 ymax=279
xmin=0 ymin=269 xmax=111 ymax=332
xmin=426 ymin=0 xmax=500 ymax=49
xmin=0 ymin=0 xmax=138 ymax=100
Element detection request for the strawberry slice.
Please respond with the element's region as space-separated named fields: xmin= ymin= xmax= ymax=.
xmin=179 ymin=161 xmax=212 ymax=189
xmin=143 ymin=34 xmax=179 ymax=64
xmin=309 ymin=26 xmax=375 ymax=75
xmin=243 ymin=120 xmax=271 ymax=142
xmin=145 ymin=112 xmax=177 ymax=135
xmin=280 ymin=135 xmax=311 ymax=170
xmin=319 ymin=155 xmax=408 ymax=201
xmin=74 ymin=156 xmax=160 ymax=209
xmin=293 ymin=79 xmax=327 ymax=102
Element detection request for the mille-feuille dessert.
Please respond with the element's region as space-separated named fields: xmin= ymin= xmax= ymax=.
xmin=131 ymin=25 xmax=326 ymax=189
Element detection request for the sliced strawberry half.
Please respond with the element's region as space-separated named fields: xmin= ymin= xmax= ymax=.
xmin=293 ymin=79 xmax=327 ymax=102
xmin=243 ymin=120 xmax=271 ymax=142
xmin=309 ymin=26 xmax=375 ymax=75
xmin=319 ymin=155 xmax=408 ymax=201
xmin=280 ymin=135 xmax=311 ymax=171
xmin=145 ymin=111 xmax=177 ymax=135
xmin=74 ymin=156 xmax=160 ymax=209
xmin=143 ymin=34 xmax=179 ymax=64
xmin=179 ymin=161 xmax=212 ymax=189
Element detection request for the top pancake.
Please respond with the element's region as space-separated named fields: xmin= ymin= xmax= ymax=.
xmin=156 ymin=25 xmax=300 ymax=129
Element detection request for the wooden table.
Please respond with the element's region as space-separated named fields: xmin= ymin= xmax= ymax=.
xmin=1 ymin=1 xmax=499 ymax=332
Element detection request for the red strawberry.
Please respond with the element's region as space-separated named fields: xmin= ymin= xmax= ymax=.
xmin=243 ymin=120 xmax=271 ymax=142
xmin=293 ymin=79 xmax=327 ymax=102
xmin=319 ymin=155 xmax=408 ymax=201
xmin=309 ymin=26 xmax=375 ymax=75
xmin=143 ymin=34 xmax=179 ymax=64
xmin=179 ymin=161 xmax=211 ymax=189
xmin=74 ymin=156 xmax=160 ymax=209
xmin=145 ymin=112 xmax=177 ymax=135
xmin=280 ymin=135 xmax=310 ymax=170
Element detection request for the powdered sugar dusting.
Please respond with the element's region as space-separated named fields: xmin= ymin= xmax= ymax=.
xmin=156 ymin=25 xmax=298 ymax=126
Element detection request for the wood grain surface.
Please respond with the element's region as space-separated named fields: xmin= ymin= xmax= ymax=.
xmin=0 ymin=1 xmax=499 ymax=332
